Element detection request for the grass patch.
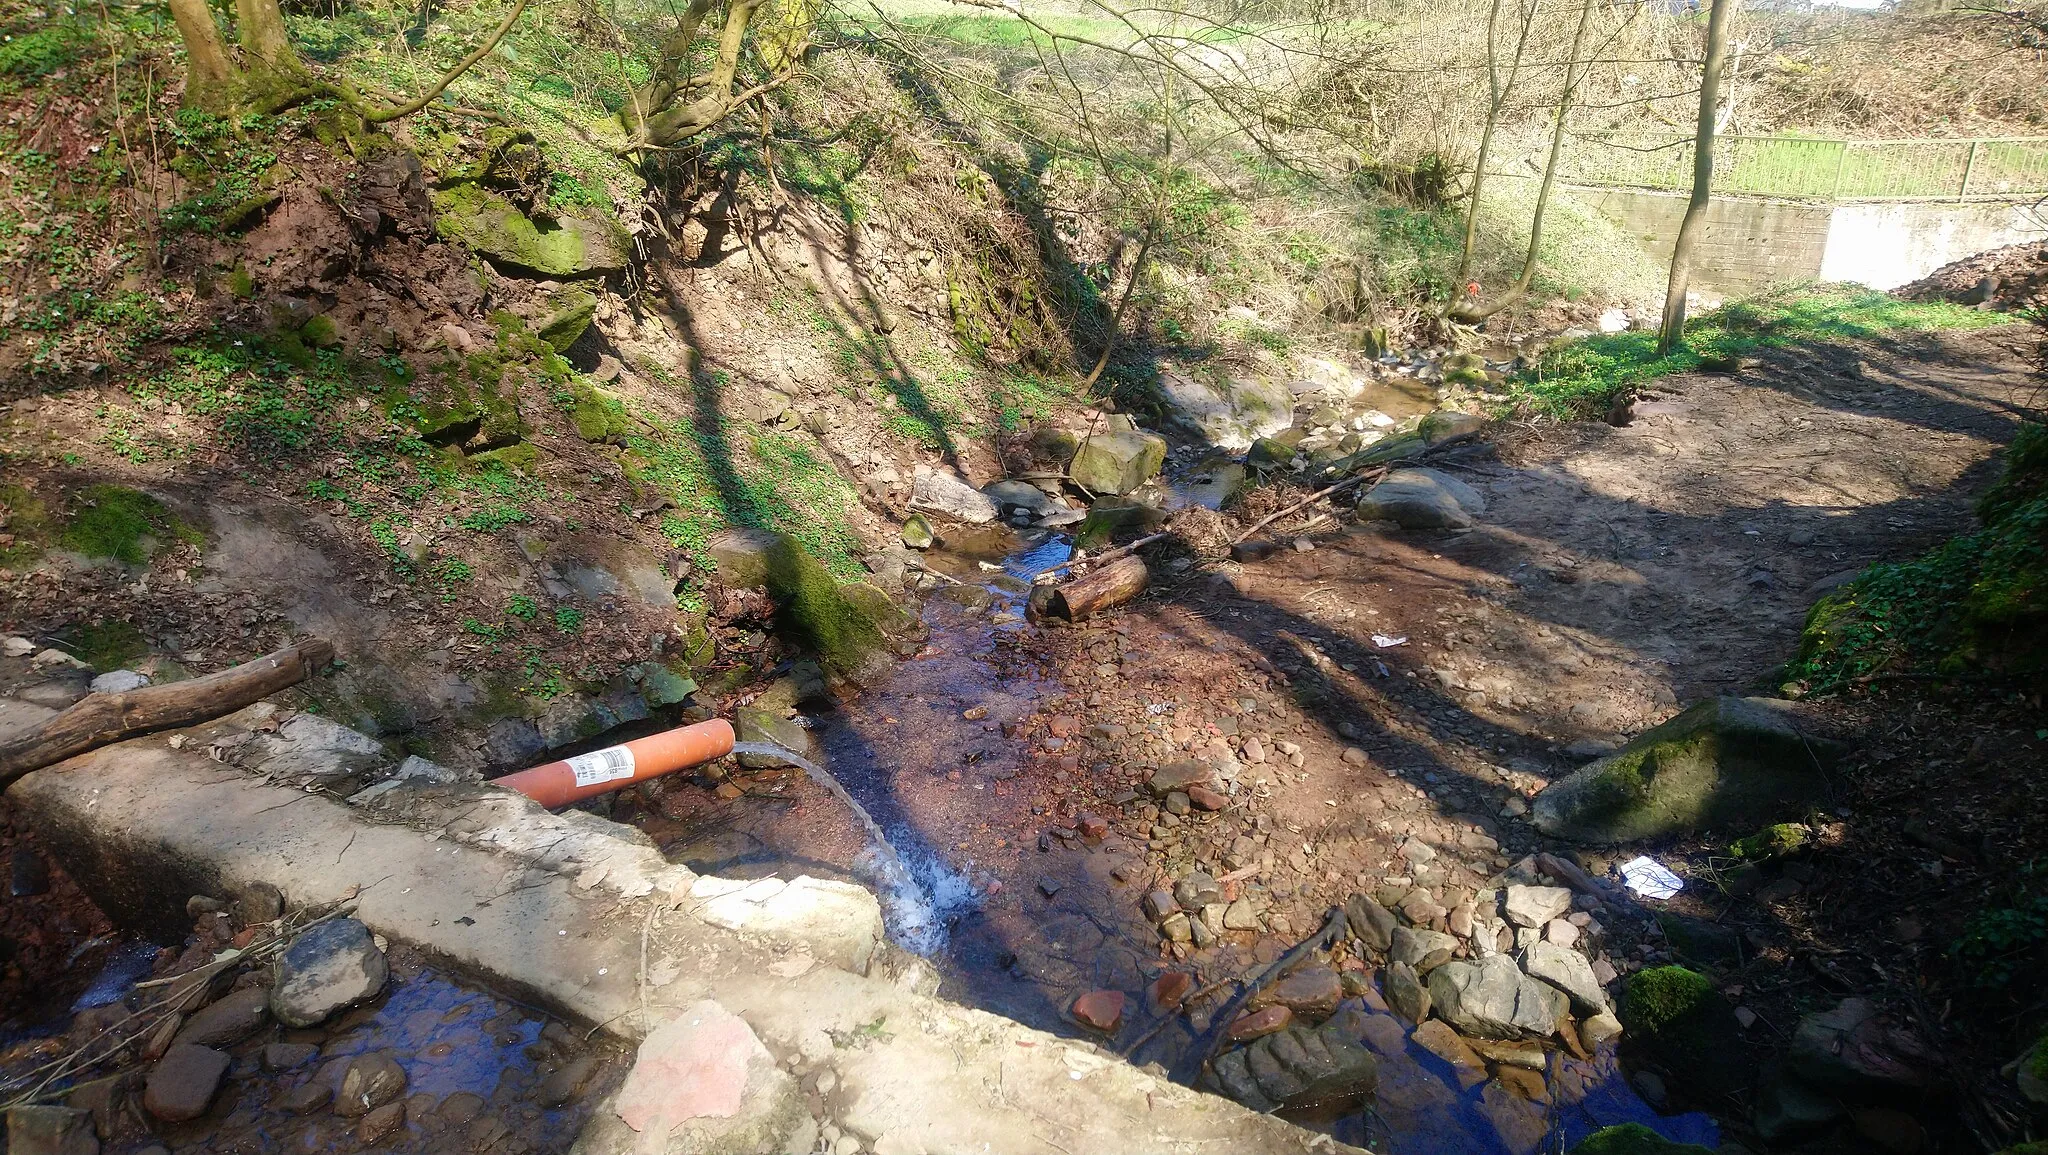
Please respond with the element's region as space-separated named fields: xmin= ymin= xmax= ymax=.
xmin=54 ymin=619 xmax=148 ymax=671
xmin=59 ymin=485 xmax=199 ymax=564
xmin=0 ymin=481 xmax=52 ymax=566
xmin=1514 ymin=284 xmax=2007 ymax=418
xmin=1789 ymin=420 xmax=2047 ymax=690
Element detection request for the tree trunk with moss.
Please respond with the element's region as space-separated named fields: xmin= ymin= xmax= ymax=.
xmin=619 ymin=0 xmax=784 ymax=150
xmin=168 ymin=0 xmax=311 ymax=112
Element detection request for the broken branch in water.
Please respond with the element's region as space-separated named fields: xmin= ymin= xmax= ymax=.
xmin=0 ymin=638 xmax=335 ymax=785
xmin=1167 ymin=905 xmax=1349 ymax=1086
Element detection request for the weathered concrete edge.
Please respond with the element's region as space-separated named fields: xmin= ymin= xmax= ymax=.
xmin=13 ymin=738 xmax=1364 ymax=1155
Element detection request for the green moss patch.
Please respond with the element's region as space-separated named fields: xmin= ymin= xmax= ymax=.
xmin=0 ymin=482 xmax=52 ymax=566
xmin=59 ymin=485 xmax=200 ymax=565
xmin=54 ymin=620 xmax=149 ymax=672
xmin=1568 ymin=1124 xmax=1715 ymax=1155
xmin=1790 ymin=421 xmax=2047 ymax=689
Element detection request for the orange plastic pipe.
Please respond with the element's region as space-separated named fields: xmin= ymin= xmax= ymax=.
xmin=496 ymin=719 xmax=736 ymax=808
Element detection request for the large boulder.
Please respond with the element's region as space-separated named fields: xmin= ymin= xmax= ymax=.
xmin=1069 ymin=430 xmax=1167 ymax=496
xmin=1205 ymin=1008 xmax=1379 ymax=1112
xmin=1531 ymin=696 xmax=1845 ymax=843
xmin=1522 ymin=941 xmax=1609 ymax=1014
xmin=1356 ymin=467 xmax=1486 ymax=530
xmin=1158 ymin=370 xmax=1293 ymax=450
xmin=909 ymin=466 xmax=999 ymax=524
xmin=430 ymin=185 xmax=627 ymax=279
xmin=1425 ymin=955 xmax=1567 ymax=1040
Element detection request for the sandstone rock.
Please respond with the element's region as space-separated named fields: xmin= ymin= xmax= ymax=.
xmin=1531 ymin=697 xmax=1845 ymax=844
xmin=1345 ymin=893 xmax=1397 ymax=952
xmin=1149 ymin=972 xmax=1195 ymax=1011
xmin=1250 ymin=966 xmax=1342 ymax=1021
xmin=1419 ymin=410 xmax=1486 ymax=444
xmin=1787 ymin=998 xmax=1938 ymax=1098
xmin=1072 ymin=990 xmax=1126 ymax=1032
xmin=1187 ymin=784 xmax=1227 ymax=811
xmin=1208 ymin=1014 xmax=1378 ymax=1113
xmin=1579 ymin=1011 xmax=1624 ymax=1050
xmin=1522 ymin=942 xmax=1609 ymax=1014
xmin=1384 ymin=962 xmax=1429 ymax=1024
xmin=336 ymin=1053 xmax=408 ymax=1117
xmin=1142 ymin=890 xmax=1180 ymax=922
xmin=1149 ymin=761 xmax=1215 ymax=796
xmin=1173 ymin=872 xmax=1223 ymax=910
xmin=1427 ymin=956 xmax=1568 ymax=1040
xmin=1158 ymin=371 xmax=1293 ymax=451
xmin=357 ymin=1100 xmax=407 ymax=1144
xmin=143 ymin=1044 xmax=229 ymax=1122
xmin=1503 ymin=885 xmax=1573 ymax=928
xmin=1069 ymin=430 xmax=1167 ymax=496
xmin=1356 ymin=468 xmax=1487 ymax=530
xmin=429 ymin=185 xmax=627 ymax=278
xmin=909 ymin=466 xmax=999 ymax=524
xmin=5 ymin=1104 xmax=99 ymax=1155
xmin=1411 ymin=1019 xmax=1487 ymax=1088
xmin=172 ymin=986 xmax=269 ymax=1049
xmin=1229 ymin=1005 xmax=1293 ymax=1041
xmin=579 ymin=1001 xmax=806 ymax=1155
xmin=1390 ymin=925 xmax=1459 ymax=972
xmin=270 ymin=918 xmax=387 ymax=1028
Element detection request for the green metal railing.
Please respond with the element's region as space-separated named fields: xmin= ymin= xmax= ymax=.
xmin=1556 ymin=133 xmax=2048 ymax=201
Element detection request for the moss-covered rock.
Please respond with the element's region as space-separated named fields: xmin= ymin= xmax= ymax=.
xmin=1620 ymin=966 xmax=1747 ymax=1102
xmin=1248 ymin=428 xmax=1305 ymax=469
xmin=1567 ymin=1124 xmax=1714 ymax=1155
xmin=1069 ymin=429 xmax=1166 ymax=496
xmin=300 ymin=313 xmax=344 ymax=349
xmin=708 ymin=528 xmax=892 ymax=683
xmin=1530 ymin=696 xmax=1843 ymax=843
xmin=1439 ymin=351 xmax=1491 ymax=387
xmin=568 ymin=381 xmax=629 ymax=444
xmin=733 ymin=676 xmax=817 ymax=768
xmin=1730 ymin=822 xmax=1811 ymax=860
xmin=430 ymin=184 xmax=626 ymax=279
xmin=536 ymin=287 xmax=598 ymax=352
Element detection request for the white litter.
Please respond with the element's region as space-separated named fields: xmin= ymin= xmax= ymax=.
xmin=1620 ymin=856 xmax=1684 ymax=900
xmin=1371 ymin=634 xmax=1409 ymax=649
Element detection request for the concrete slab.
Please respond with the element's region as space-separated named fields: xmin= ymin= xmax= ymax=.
xmin=12 ymin=734 xmax=1363 ymax=1155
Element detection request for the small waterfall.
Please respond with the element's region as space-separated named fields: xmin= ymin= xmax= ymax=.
xmin=727 ymin=741 xmax=961 ymax=954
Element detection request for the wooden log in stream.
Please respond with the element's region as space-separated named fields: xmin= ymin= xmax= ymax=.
xmin=0 ymin=639 xmax=335 ymax=787
xmin=1040 ymin=554 xmax=1149 ymax=621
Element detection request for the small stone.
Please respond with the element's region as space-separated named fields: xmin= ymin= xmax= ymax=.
xmin=335 ymin=1053 xmax=407 ymax=1118
xmin=1411 ymin=1020 xmax=1487 ymax=1088
xmin=1038 ymin=877 xmax=1062 ymax=898
xmin=1223 ymin=898 xmax=1260 ymax=931
xmin=88 ymin=669 xmax=150 ymax=694
xmin=1149 ymin=972 xmax=1195 ymax=1011
xmin=1227 ymin=1005 xmax=1292 ymax=1042
xmin=1240 ymin=737 xmax=1267 ymax=763
xmin=1142 ymin=890 xmax=1180 ymax=922
xmin=1502 ymin=884 xmax=1572 ymax=928
xmin=1072 ymin=990 xmax=1126 ymax=1032
xmin=262 ymin=1042 xmax=319 ymax=1071
xmin=536 ymin=1055 xmax=599 ymax=1107
xmin=1579 ymin=1010 xmax=1624 ymax=1050
xmin=1174 ymin=872 xmax=1223 ymax=910
xmin=144 ymin=1044 xmax=230 ymax=1121
xmin=1341 ymin=747 xmax=1369 ymax=766
xmin=1389 ymin=925 xmax=1459 ymax=972
xmin=1250 ymin=966 xmax=1342 ymax=1021
xmin=1543 ymin=920 xmax=1579 ymax=949
xmin=1495 ymin=1065 xmax=1551 ymax=1103
xmin=1076 ymin=814 xmax=1109 ymax=841
xmin=1165 ymin=792 xmax=1192 ymax=816
xmin=1734 ymin=1006 xmax=1758 ymax=1029
xmin=357 ymin=1101 xmax=406 ymax=1144
xmin=1186 ymin=784 xmax=1227 ymax=811
xmin=281 ymin=1082 xmax=332 ymax=1114
xmin=1160 ymin=913 xmax=1192 ymax=943
xmin=1398 ymin=839 xmax=1436 ymax=866
xmin=1344 ymin=893 xmax=1397 ymax=952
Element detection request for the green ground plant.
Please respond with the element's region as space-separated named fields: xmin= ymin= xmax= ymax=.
xmin=1514 ymin=284 xmax=2005 ymax=419
xmin=59 ymin=485 xmax=201 ymax=564
xmin=1790 ymin=420 xmax=2046 ymax=689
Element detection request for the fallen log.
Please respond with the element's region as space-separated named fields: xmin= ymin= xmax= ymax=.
xmin=1041 ymin=554 xmax=1148 ymax=621
xmin=0 ymin=639 xmax=335 ymax=787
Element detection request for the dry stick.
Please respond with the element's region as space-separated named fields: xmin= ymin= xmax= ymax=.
xmin=1037 ymin=531 xmax=1170 ymax=580
xmin=1119 ymin=976 xmax=1236 ymax=1058
xmin=362 ymin=0 xmax=533 ymax=123
xmin=0 ymin=639 xmax=334 ymax=784
xmin=1230 ymin=469 xmax=1384 ymax=546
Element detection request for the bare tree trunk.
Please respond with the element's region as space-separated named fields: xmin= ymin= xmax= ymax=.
xmin=1658 ymin=0 xmax=1738 ymax=355
xmin=1452 ymin=0 xmax=1595 ymax=324
xmin=1082 ymin=220 xmax=1156 ymax=391
xmin=1453 ymin=0 xmax=1538 ymax=293
xmin=168 ymin=0 xmax=240 ymax=110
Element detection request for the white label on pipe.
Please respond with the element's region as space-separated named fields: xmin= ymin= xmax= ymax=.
xmin=566 ymin=745 xmax=636 ymax=788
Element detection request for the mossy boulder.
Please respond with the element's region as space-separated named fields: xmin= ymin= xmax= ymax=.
xmin=536 ymin=288 xmax=598 ymax=352
xmin=1439 ymin=351 xmax=1491 ymax=387
xmin=733 ymin=676 xmax=817 ymax=769
xmin=1069 ymin=429 xmax=1166 ymax=496
xmin=1567 ymin=1124 xmax=1714 ymax=1155
xmin=1248 ymin=428 xmax=1305 ymax=469
xmin=430 ymin=184 xmax=626 ymax=279
xmin=708 ymin=529 xmax=893 ymax=683
xmin=567 ymin=381 xmax=629 ymax=444
xmin=1073 ymin=496 xmax=1165 ymax=551
xmin=1620 ymin=966 xmax=1747 ymax=1102
xmin=1157 ymin=370 xmax=1294 ymax=451
xmin=1730 ymin=822 xmax=1811 ymax=860
xmin=1530 ymin=696 xmax=1844 ymax=843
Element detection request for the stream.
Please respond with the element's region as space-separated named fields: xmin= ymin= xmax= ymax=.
xmin=720 ymin=514 xmax=1719 ymax=1155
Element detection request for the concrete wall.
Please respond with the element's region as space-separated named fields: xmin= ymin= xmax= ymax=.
xmin=1578 ymin=186 xmax=2046 ymax=294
